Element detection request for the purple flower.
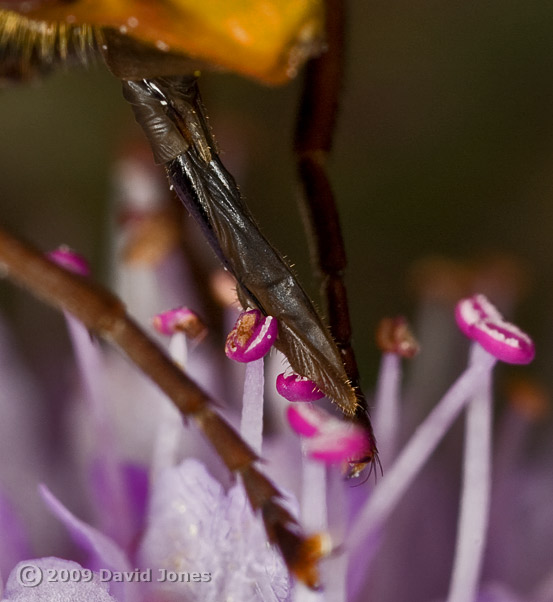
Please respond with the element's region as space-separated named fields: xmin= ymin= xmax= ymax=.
xmin=0 ymin=154 xmax=551 ymax=602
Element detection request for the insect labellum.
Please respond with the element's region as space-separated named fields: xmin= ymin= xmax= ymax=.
xmin=0 ymin=0 xmax=378 ymax=585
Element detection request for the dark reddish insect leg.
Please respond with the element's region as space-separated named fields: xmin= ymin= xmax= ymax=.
xmin=294 ymin=0 xmax=378 ymax=467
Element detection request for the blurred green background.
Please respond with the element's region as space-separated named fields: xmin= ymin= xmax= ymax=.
xmin=2 ymin=0 xmax=553 ymax=391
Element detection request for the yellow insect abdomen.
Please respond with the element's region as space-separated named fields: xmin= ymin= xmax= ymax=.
xmin=10 ymin=0 xmax=323 ymax=84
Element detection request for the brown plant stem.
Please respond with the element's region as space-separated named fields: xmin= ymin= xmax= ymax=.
xmin=0 ymin=224 xmax=322 ymax=588
xmin=294 ymin=0 xmax=376 ymax=452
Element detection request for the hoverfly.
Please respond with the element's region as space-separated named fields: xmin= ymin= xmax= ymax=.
xmin=0 ymin=0 xmax=377 ymax=429
xmin=0 ymin=0 xmax=377 ymax=583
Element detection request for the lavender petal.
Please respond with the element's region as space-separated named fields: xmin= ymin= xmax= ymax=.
xmin=0 ymin=490 xmax=32 ymax=583
xmin=138 ymin=458 xmax=291 ymax=601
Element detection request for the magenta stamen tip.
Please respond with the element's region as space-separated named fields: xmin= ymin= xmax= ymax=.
xmin=47 ymin=246 xmax=90 ymax=276
xmin=286 ymin=404 xmax=368 ymax=464
xmin=225 ymin=309 xmax=277 ymax=362
xmin=375 ymin=316 xmax=420 ymax=358
xmin=455 ymin=294 xmax=535 ymax=364
xmin=306 ymin=426 xmax=369 ymax=464
xmin=153 ymin=307 xmax=207 ymax=340
xmin=286 ymin=405 xmax=324 ymax=438
xmin=276 ymin=372 xmax=325 ymax=402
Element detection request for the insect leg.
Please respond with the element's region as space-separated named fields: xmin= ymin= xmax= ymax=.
xmin=294 ymin=0 xmax=378 ymax=467
xmin=122 ymin=76 xmax=359 ymax=415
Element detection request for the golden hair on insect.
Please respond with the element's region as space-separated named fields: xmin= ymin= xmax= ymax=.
xmin=0 ymin=10 xmax=101 ymax=81
xmin=0 ymin=0 xmax=324 ymax=84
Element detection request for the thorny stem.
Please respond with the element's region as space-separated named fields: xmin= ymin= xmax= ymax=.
xmin=0 ymin=225 xmax=322 ymax=589
xmin=294 ymin=0 xmax=374 ymax=441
